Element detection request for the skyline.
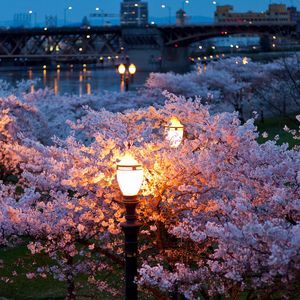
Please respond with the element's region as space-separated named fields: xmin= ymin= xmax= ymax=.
xmin=1 ymin=0 xmax=300 ymax=25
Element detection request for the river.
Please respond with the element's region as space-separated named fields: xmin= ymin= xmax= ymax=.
xmin=0 ymin=67 xmax=151 ymax=95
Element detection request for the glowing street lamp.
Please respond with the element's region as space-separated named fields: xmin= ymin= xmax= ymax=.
xmin=117 ymin=154 xmax=144 ymax=197
xmin=182 ymin=0 xmax=190 ymax=9
xmin=118 ymin=63 xmax=126 ymax=76
xmin=161 ymin=4 xmax=172 ymax=24
xmin=64 ymin=6 xmax=73 ymax=26
xmin=166 ymin=116 xmax=184 ymax=148
xmin=242 ymin=57 xmax=248 ymax=65
xmin=117 ymin=63 xmax=137 ymax=91
xmin=128 ymin=63 xmax=137 ymax=76
xmin=116 ymin=153 xmax=144 ymax=300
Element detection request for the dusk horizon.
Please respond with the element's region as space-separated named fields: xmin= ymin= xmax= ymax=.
xmin=0 ymin=0 xmax=299 ymax=24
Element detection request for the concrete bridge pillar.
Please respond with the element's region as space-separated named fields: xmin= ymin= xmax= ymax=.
xmin=161 ymin=46 xmax=190 ymax=72
xmin=122 ymin=27 xmax=190 ymax=72
xmin=126 ymin=46 xmax=190 ymax=72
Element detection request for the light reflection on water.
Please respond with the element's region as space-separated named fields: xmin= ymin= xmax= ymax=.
xmin=0 ymin=67 xmax=150 ymax=95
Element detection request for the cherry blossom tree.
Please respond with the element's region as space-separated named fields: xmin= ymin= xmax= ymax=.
xmin=146 ymin=55 xmax=300 ymax=121
xmin=0 ymin=89 xmax=299 ymax=299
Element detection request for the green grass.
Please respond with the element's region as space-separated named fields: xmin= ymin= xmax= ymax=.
xmin=0 ymin=245 xmax=65 ymax=299
xmin=0 ymin=241 xmax=160 ymax=300
xmin=0 ymin=243 xmax=124 ymax=300
xmin=256 ymin=114 xmax=300 ymax=147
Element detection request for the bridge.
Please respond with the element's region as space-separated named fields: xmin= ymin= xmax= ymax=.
xmin=0 ymin=22 xmax=297 ymax=71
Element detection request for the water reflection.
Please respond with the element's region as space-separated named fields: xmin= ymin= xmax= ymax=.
xmin=0 ymin=66 xmax=149 ymax=95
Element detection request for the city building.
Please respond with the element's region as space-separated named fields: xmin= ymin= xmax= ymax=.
xmin=176 ymin=9 xmax=187 ymax=26
xmin=215 ymin=4 xmax=293 ymax=24
xmin=287 ymin=6 xmax=300 ymax=23
xmin=45 ymin=16 xmax=58 ymax=28
xmin=13 ymin=13 xmax=32 ymax=28
xmin=120 ymin=0 xmax=148 ymax=26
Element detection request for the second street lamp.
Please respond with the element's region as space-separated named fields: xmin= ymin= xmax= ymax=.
xmin=166 ymin=116 xmax=184 ymax=148
xmin=117 ymin=153 xmax=144 ymax=300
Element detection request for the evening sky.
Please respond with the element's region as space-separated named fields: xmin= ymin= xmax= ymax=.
xmin=0 ymin=0 xmax=298 ymax=24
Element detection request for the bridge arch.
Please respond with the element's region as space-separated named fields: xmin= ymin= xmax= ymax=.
xmin=158 ymin=23 xmax=297 ymax=47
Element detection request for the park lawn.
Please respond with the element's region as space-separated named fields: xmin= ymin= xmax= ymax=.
xmin=0 ymin=243 xmax=125 ymax=300
xmin=256 ymin=114 xmax=299 ymax=147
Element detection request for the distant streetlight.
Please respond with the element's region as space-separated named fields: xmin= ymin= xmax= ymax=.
xmin=128 ymin=64 xmax=136 ymax=77
xmin=118 ymin=63 xmax=137 ymax=91
xmin=64 ymin=6 xmax=73 ymax=26
xmin=28 ymin=10 xmax=37 ymax=27
xmin=182 ymin=0 xmax=190 ymax=9
xmin=161 ymin=4 xmax=172 ymax=25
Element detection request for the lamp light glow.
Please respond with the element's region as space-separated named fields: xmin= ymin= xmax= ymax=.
xmin=166 ymin=116 xmax=184 ymax=148
xmin=118 ymin=64 xmax=126 ymax=75
xmin=117 ymin=154 xmax=144 ymax=197
xmin=242 ymin=57 xmax=248 ymax=65
xmin=128 ymin=64 xmax=136 ymax=75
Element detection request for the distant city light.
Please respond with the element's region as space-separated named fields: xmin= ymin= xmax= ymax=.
xmin=199 ymin=45 xmax=203 ymax=49
xmin=151 ymin=21 xmax=155 ymax=25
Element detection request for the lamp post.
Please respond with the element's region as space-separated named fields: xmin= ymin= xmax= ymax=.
xmin=161 ymin=4 xmax=172 ymax=25
xmin=116 ymin=154 xmax=144 ymax=300
xmin=117 ymin=63 xmax=137 ymax=91
xmin=166 ymin=116 xmax=184 ymax=148
xmin=64 ymin=6 xmax=73 ymax=26
xmin=182 ymin=0 xmax=190 ymax=9
xmin=28 ymin=10 xmax=37 ymax=28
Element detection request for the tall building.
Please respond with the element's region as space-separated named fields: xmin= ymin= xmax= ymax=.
xmin=176 ymin=9 xmax=187 ymax=26
xmin=13 ymin=13 xmax=32 ymax=28
xmin=45 ymin=16 xmax=58 ymax=28
xmin=287 ymin=6 xmax=300 ymax=23
xmin=120 ymin=0 xmax=148 ymax=27
xmin=215 ymin=4 xmax=292 ymax=24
